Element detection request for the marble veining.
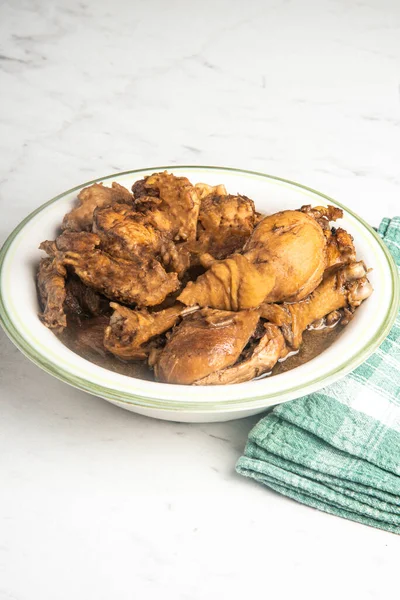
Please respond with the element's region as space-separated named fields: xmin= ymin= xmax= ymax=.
xmin=1 ymin=0 xmax=400 ymax=598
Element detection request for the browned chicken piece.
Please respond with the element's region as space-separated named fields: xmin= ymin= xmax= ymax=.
xmin=37 ymin=256 xmax=67 ymax=333
xmin=64 ymin=276 xmax=109 ymax=317
xmin=93 ymin=203 xmax=191 ymax=278
xmin=54 ymin=231 xmax=100 ymax=253
xmin=178 ymin=209 xmax=328 ymax=310
xmin=195 ymin=194 xmax=256 ymax=260
xmin=259 ymin=303 xmax=291 ymax=326
xmin=300 ymin=204 xmax=356 ymax=268
xmin=160 ymin=241 xmax=192 ymax=279
xmin=40 ymin=239 xmax=60 ymax=256
xmin=62 ymin=182 xmax=133 ymax=232
xmin=93 ymin=203 xmax=164 ymax=261
xmin=104 ymin=303 xmax=198 ymax=360
xmin=300 ymin=204 xmax=343 ymax=231
xmin=126 ymin=194 xmax=171 ymax=237
xmin=131 ymin=172 xmax=201 ymax=242
xmin=325 ymin=227 xmax=357 ymax=269
xmin=49 ymin=231 xmax=179 ymax=306
xmin=194 ymin=183 xmax=227 ymax=200
xmin=194 ymin=324 xmax=285 ymax=385
xmin=131 ymin=178 xmax=160 ymax=198
xmin=72 ymin=315 xmax=110 ymax=357
xmin=254 ymin=212 xmax=266 ymax=225
xmin=245 ymin=210 xmax=330 ymax=302
xmin=38 ymin=237 xmax=108 ymax=328
xmin=154 ymin=308 xmax=261 ymax=384
xmin=64 ymin=252 xmax=178 ymax=307
xmin=261 ymin=261 xmax=373 ymax=349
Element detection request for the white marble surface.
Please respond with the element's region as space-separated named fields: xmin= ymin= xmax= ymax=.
xmin=1 ymin=0 xmax=399 ymax=598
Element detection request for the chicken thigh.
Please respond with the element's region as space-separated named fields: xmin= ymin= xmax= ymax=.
xmin=194 ymin=323 xmax=285 ymax=385
xmin=37 ymin=256 xmax=67 ymax=333
xmin=154 ymin=308 xmax=261 ymax=384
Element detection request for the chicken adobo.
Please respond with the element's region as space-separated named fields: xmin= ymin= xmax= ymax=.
xmin=37 ymin=171 xmax=373 ymax=385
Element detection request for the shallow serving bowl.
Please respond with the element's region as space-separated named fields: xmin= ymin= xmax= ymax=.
xmin=0 ymin=166 xmax=398 ymax=422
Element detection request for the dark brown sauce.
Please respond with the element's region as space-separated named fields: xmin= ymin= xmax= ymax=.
xmin=272 ymin=324 xmax=345 ymax=376
xmin=58 ymin=316 xmax=154 ymax=381
xmin=58 ymin=316 xmax=345 ymax=383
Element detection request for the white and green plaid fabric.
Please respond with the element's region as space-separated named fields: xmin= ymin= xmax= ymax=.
xmin=236 ymin=217 xmax=400 ymax=534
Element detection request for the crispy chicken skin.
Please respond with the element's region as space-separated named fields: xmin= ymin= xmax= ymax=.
xmin=62 ymin=182 xmax=133 ymax=232
xmin=194 ymin=324 xmax=285 ymax=385
xmin=261 ymin=261 xmax=373 ymax=349
xmin=104 ymin=303 xmax=198 ymax=360
xmin=37 ymin=256 xmax=67 ymax=333
xmin=195 ymin=194 xmax=256 ymax=260
xmin=131 ymin=172 xmax=201 ymax=242
xmin=154 ymin=308 xmax=261 ymax=384
xmin=178 ymin=209 xmax=328 ymax=310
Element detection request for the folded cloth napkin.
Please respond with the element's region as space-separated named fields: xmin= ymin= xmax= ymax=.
xmin=236 ymin=217 xmax=400 ymax=534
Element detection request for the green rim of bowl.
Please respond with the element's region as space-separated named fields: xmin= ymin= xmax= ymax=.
xmin=0 ymin=165 xmax=398 ymax=413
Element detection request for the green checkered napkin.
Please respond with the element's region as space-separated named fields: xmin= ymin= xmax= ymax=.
xmin=236 ymin=217 xmax=400 ymax=534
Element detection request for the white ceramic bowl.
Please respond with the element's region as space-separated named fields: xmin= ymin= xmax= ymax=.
xmin=0 ymin=166 xmax=398 ymax=422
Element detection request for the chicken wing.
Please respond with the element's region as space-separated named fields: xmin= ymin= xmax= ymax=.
xmin=37 ymin=256 xmax=67 ymax=333
xmin=62 ymin=182 xmax=133 ymax=232
xmin=104 ymin=303 xmax=198 ymax=360
xmin=178 ymin=209 xmax=328 ymax=310
xmin=38 ymin=237 xmax=108 ymax=328
xmin=153 ymin=308 xmax=261 ymax=384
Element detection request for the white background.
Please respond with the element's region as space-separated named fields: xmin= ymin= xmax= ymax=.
xmin=1 ymin=1 xmax=399 ymax=598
